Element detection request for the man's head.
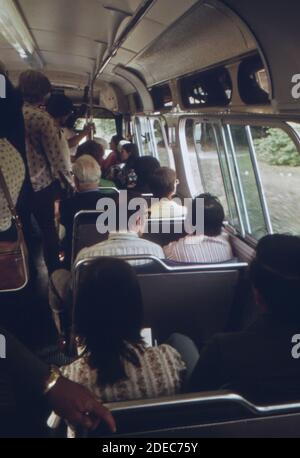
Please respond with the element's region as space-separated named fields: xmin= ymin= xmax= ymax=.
xmin=46 ymin=93 xmax=74 ymax=125
xmin=190 ymin=193 xmax=225 ymax=236
xmin=72 ymin=155 xmax=101 ymax=192
xmin=148 ymin=167 xmax=177 ymax=199
xmin=18 ymin=70 xmax=51 ymax=104
xmin=76 ymin=140 xmax=105 ymax=166
xmin=250 ymin=234 xmax=300 ymax=322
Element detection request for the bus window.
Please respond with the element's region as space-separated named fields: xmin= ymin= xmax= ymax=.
xmin=250 ymin=124 xmax=300 ymax=236
xmin=193 ymin=122 xmax=229 ymax=219
xmin=152 ymin=118 xmax=173 ymax=168
xmin=74 ymin=117 xmax=116 ymax=156
xmin=184 ymin=119 xmax=203 ymax=195
xmin=93 ymin=118 xmax=116 ymax=156
xmin=213 ymin=125 xmax=242 ymax=232
xmin=134 ymin=117 xmax=153 ymax=156
xmin=226 ymin=124 xmax=269 ymax=240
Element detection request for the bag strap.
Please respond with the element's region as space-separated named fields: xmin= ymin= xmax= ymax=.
xmin=0 ymin=165 xmax=24 ymax=240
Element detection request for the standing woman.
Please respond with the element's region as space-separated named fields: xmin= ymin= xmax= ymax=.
xmin=19 ymin=70 xmax=73 ymax=274
xmin=0 ymin=75 xmax=25 ymax=241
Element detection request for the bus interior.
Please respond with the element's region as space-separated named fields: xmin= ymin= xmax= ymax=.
xmin=1 ymin=0 xmax=300 ymax=438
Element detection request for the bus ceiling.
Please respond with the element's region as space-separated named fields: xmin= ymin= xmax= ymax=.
xmin=0 ymin=0 xmax=299 ymax=114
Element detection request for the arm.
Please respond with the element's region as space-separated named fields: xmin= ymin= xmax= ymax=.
xmin=1 ymin=327 xmax=116 ymax=432
xmin=188 ymin=336 xmax=225 ymax=392
xmin=39 ymin=115 xmax=73 ymax=187
xmin=67 ymin=125 xmax=93 ymax=149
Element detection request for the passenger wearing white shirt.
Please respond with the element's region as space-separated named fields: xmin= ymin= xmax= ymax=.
xmin=49 ymin=208 xmax=164 ymax=332
xmin=76 ymin=208 xmax=164 ymax=265
xmin=164 ymin=193 xmax=233 ymax=264
xmin=149 ymin=167 xmax=187 ymax=219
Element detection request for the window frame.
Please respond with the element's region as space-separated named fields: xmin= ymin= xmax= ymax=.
xmin=178 ymin=114 xmax=300 ymax=240
xmin=133 ymin=115 xmax=175 ymax=170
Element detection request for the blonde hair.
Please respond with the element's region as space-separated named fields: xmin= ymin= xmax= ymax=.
xmin=73 ymin=155 xmax=101 ymax=185
xmin=18 ymin=70 xmax=51 ymax=103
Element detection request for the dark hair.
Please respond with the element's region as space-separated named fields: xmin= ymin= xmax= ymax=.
xmin=191 ymin=193 xmax=225 ymax=236
xmin=76 ymin=140 xmax=104 ymax=165
xmin=148 ymin=167 xmax=176 ymax=199
xmin=18 ymin=70 xmax=51 ymax=104
xmin=75 ymin=258 xmax=144 ymax=385
xmin=46 ymin=94 xmax=73 ymax=119
xmin=250 ymin=234 xmax=300 ymax=322
xmin=64 ymin=103 xmax=88 ymax=129
xmin=111 ymin=135 xmax=124 ymax=149
xmin=134 ymin=156 xmax=161 ymax=193
xmin=121 ymin=142 xmax=139 ymax=165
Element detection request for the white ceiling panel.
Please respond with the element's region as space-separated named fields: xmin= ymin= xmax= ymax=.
xmin=145 ymin=0 xmax=198 ymax=26
xmin=40 ymin=50 xmax=95 ymax=74
xmin=120 ymin=18 xmax=165 ymax=53
xmin=30 ymin=30 xmax=100 ymax=59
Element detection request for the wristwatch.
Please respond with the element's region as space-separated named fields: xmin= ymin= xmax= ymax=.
xmin=44 ymin=365 xmax=62 ymax=394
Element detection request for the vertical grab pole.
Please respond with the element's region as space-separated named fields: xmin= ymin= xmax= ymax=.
xmin=89 ymin=73 xmax=94 ymax=140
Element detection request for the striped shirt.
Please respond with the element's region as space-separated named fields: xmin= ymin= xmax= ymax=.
xmin=164 ymin=232 xmax=233 ymax=264
xmin=62 ymin=343 xmax=186 ymax=403
xmin=76 ymin=231 xmax=164 ymax=265
xmin=0 ymin=139 xmax=25 ymax=232
xmin=23 ymin=103 xmax=72 ymax=192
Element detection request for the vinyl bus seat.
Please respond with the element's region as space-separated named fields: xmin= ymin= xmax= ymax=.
xmin=73 ymin=255 xmax=248 ymax=347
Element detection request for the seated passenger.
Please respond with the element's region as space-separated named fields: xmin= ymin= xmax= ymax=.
xmin=75 ymin=140 xmax=115 ymax=189
xmin=188 ymin=234 xmax=300 ymax=401
xmin=149 ymin=167 xmax=187 ymax=219
xmin=76 ymin=207 xmax=164 ymax=264
xmin=133 ymin=156 xmax=160 ymax=195
xmin=49 ymin=209 xmax=164 ymax=333
xmin=164 ymin=193 xmax=233 ymax=263
xmin=60 ymin=155 xmax=110 ymax=267
xmin=112 ymin=142 xmax=139 ymax=189
xmin=61 ymin=258 xmax=186 ymax=416
xmin=101 ymin=134 xmax=124 ymax=176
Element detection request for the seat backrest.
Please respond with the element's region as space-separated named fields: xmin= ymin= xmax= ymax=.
xmin=73 ymin=255 xmax=247 ymax=346
xmin=139 ymin=267 xmax=242 ymax=345
xmin=72 ymin=211 xmax=108 ymax=263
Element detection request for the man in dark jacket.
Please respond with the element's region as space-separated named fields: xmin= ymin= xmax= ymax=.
xmin=189 ymin=234 xmax=300 ymax=402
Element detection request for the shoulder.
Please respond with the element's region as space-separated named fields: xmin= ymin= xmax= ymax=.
xmin=76 ymin=241 xmax=105 ymax=261
xmin=0 ymin=139 xmax=25 ymax=171
xmin=145 ymin=344 xmax=186 ymax=370
xmin=144 ymin=238 xmax=164 ymax=252
xmin=24 ymin=104 xmax=55 ymax=128
xmin=61 ymin=354 xmax=93 ymax=382
xmin=163 ymin=237 xmax=185 ymax=257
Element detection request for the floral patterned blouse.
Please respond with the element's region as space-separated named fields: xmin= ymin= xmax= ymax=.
xmin=23 ymin=103 xmax=72 ymax=192
xmin=0 ymin=139 xmax=25 ymax=232
xmin=62 ymin=343 xmax=186 ymax=403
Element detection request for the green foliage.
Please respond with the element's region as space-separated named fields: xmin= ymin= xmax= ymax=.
xmin=254 ymin=128 xmax=300 ymax=166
